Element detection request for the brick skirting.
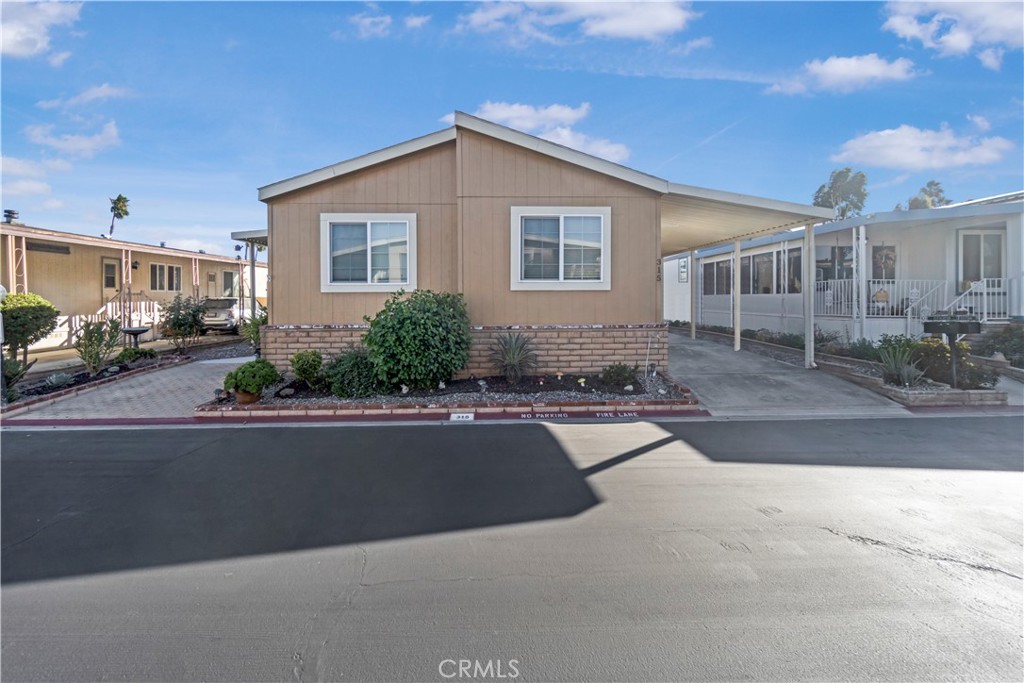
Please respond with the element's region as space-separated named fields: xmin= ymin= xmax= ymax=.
xmin=262 ymin=323 xmax=669 ymax=376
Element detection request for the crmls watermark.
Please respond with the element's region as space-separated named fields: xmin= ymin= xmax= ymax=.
xmin=438 ymin=659 xmax=520 ymax=679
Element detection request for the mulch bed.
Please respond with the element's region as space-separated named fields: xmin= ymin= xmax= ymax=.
xmin=273 ymin=373 xmax=656 ymax=402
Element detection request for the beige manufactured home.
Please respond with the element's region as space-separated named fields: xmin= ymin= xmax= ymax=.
xmin=258 ymin=112 xmax=831 ymax=373
xmin=1 ymin=223 xmax=267 ymax=351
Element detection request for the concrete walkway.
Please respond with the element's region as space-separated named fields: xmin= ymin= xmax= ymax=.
xmin=6 ymin=333 xmax=1019 ymax=424
xmin=667 ymin=332 xmax=908 ymax=418
xmin=8 ymin=357 xmax=252 ymax=420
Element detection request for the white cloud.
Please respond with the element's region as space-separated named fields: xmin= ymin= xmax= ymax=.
xmin=47 ymin=50 xmax=72 ymax=67
xmin=42 ymin=198 xmax=66 ymax=210
xmin=4 ymin=179 xmax=53 ymax=197
xmin=768 ymin=54 xmax=917 ymax=95
xmin=25 ymin=120 xmax=121 ymax=158
xmin=831 ymin=124 xmax=1014 ymax=171
xmin=474 ymin=101 xmax=591 ymax=130
xmin=1 ymin=156 xmax=72 ymax=178
xmin=456 ymin=1 xmax=697 ymax=44
xmin=447 ymin=101 xmax=630 ymax=163
xmin=167 ymin=237 xmax=229 ymax=256
xmin=670 ymin=36 xmax=713 ymax=56
xmin=883 ymin=2 xmax=1023 ymax=71
xmin=539 ymin=126 xmax=630 ymax=163
xmin=37 ymin=83 xmax=132 ymax=110
xmin=350 ymin=12 xmax=392 ymax=39
xmin=404 ymin=15 xmax=431 ymax=29
xmin=977 ymin=47 xmax=1004 ymax=71
xmin=0 ymin=1 xmax=81 ymax=58
xmin=967 ymin=114 xmax=992 ymax=132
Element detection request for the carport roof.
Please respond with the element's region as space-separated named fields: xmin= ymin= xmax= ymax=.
xmin=256 ymin=111 xmax=833 ymax=254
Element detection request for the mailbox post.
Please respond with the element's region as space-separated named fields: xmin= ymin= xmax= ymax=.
xmin=921 ymin=317 xmax=981 ymax=390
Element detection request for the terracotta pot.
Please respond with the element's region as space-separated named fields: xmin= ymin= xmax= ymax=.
xmin=235 ymin=389 xmax=260 ymax=405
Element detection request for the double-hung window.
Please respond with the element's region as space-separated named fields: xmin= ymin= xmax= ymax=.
xmin=510 ymin=206 xmax=611 ymax=291
xmin=150 ymin=263 xmax=182 ymax=292
xmin=320 ymin=213 xmax=416 ymax=293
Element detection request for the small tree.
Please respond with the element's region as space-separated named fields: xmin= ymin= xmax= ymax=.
xmin=1 ymin=292 xmax=60 ymax=364
xmin=907 ymin=180 xmax=952 ymax=209
xmin=108 ymin=194 xmax=129 ymax=237
xmin=74 ymin=319 xmax=122 ymax=376
xmin=813 ymin=168 xmax=868 ymax=220
xmin=160 ymin=294 xmax=206 ymax=353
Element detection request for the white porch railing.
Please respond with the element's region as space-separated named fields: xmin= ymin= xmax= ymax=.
xmin=815 ymin=279 xmax=948 ymax=319
xmin=943 ymin=278 xmax=1009 ymax=321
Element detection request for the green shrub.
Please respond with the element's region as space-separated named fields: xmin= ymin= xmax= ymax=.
xmin=2 ymin=357 xmax=35 ymax=403
xmin=489 ymin=332 xmax=538 ymax=384
xmin=814 ymin=326 xmax=841 ymax=347
xmin=160 ymin=294 xmax=206 ymax=353
xmin=914 ymin=337 xmax=998 ymax=389
xmin=241 ymin=305 xmax=268 ymax=352
xmin=776 ymin=333 xmax=805 ymax=350
xmin=602 ymin=363 xmax=638 ymax=386
xmin=878 ymin=333 xmax=918 ymax=356
xmin=113 ymin=347 xmax=158 ymax=365
xmin=223 ymin=359 xmax=282 ymax=395
xmin=878 ymin=345 xmax=924 ymax=387
xmin=324 ymin=349 xmax=386 ymax=399
xmin=291 ymin=350 xmax=324 ymax=389
xmin=971 ymin=325 xmax=1024 ymax=368
xmin=846 ymin=338 xmax=880 ymax=362
xmin=1 ymin=292 xmax=60 ymax=364
xmin=363 ymin=289 xmax=471 ymax=390
xmin=74 ymin=319 xmax=122 ymax=377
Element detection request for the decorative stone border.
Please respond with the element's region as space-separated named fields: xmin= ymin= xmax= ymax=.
xmin=1 ymin=357 xmax=193 ymax=418
xmin=195 ymin=372 xmax=702 ymax=421
xmin=815 ymin=359 xmax=1008 ymax=407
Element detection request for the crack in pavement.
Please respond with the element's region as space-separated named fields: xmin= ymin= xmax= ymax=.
xmin=823 ymin=527 xmax=1022 ymax=581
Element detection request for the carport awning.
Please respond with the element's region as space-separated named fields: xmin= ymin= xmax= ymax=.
xmin=660 ymin=183 xmax=834 ymax=257
xmin=231 ymin=228 xmax=268 ymax=246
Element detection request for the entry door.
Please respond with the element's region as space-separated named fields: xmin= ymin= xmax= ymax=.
xmin=102 ymin=257 xmax=120 ymax=301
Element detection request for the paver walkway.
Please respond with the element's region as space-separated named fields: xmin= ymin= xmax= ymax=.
xmin=667 ymin=332 xmax=908 ymax=418
xmin=9 ymin=357 xmax=251 ymax=420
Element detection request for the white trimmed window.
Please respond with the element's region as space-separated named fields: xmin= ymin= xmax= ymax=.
xmin=150 ymin=263 xmax=182 ymax=292
xmin=320 ymin=213 xmax=417 ymax=293
xmin=510 ymin=206 xmax=611 ymax=291
xmin=958 ymin=229 xmax=1004 ymax=291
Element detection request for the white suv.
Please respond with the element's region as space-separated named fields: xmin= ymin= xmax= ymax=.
xmin=202 ymin=297 xmax=244 ymax=334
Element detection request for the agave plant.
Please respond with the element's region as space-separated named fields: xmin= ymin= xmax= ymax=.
xmin=878 ymin=345 xmax=924 ymax=387
xmin=488 ymin=332 xmax=539 ymax=384
xmin=45 ymin=372 xmax=74 ymax=388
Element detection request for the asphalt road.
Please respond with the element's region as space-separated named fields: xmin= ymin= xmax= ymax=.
xmin=2 ymin=418 xmax=1022 ymax=682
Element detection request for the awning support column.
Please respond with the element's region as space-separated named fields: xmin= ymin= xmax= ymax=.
xmin=249 ymin=243 xmax=257 ymax=319
xmin=804 ymin=222 xmax=816 ymax=368
xmin=733 ymin=239 xmax=741 ymax=351
xmin=689 ymin=253 xmax=697 ymax=339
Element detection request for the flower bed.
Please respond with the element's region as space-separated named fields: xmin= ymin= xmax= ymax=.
xmin=195 ymin=371 xmax=703 ymax=421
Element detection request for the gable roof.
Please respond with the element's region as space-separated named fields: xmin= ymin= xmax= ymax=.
xmin=258 ymin=111 xmax=832 ymax=253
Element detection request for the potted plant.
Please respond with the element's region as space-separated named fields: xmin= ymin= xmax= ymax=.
xmin=223 ymin=358 xmax=281 ymax=404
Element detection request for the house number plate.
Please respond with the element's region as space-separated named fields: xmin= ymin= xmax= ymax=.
xmin=450 ymin=413 xmax=475 ymax=422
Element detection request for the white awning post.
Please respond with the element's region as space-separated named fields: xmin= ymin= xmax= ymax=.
xmin=804 ymin=222 xmax=816 ymax=368
xmin=858 ymin=225 xmax=868 ymax=340
xmin=689 ymin=253 xmax=697 ymax=339
xmin=733 ymin=239 xmax=741 ymax=351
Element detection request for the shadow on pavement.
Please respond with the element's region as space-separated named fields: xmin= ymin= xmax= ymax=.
xmin=660 ymin=417 xmax=1024 ymax=472
xmin=1 ymin=425 xmax=599 ymax=584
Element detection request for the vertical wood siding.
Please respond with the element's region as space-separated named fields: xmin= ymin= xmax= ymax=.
xmin=267 ymin=143 xmax=458 ymax=325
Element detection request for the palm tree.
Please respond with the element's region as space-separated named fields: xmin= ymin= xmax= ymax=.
xmin=109 ymin=194 xmax=130 ymax=236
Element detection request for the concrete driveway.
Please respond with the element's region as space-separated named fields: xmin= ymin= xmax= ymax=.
xmin=667 ymin=332 xmax=906 ymax=418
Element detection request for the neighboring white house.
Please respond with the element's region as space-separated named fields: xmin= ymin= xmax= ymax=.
xmin=664 ymin=191 xmax=1024 ymax=342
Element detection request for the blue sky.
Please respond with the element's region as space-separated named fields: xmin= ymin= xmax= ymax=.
xmin=2 ymin=1 xmax=1022 ymax=258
